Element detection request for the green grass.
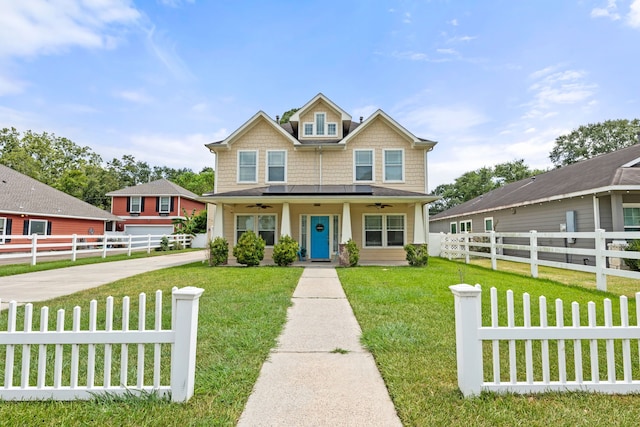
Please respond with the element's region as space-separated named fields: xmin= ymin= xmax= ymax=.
xmin=0 ymin=249 xmax=197 ymax=277
xmin=337 ymin=258 xmax=640 ymax=427
xmin=0 ymin=264 xmax=302 ymax=426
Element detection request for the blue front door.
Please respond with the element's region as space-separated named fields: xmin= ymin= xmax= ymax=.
xmin=310 ymin=216 xmax=330 ymax=259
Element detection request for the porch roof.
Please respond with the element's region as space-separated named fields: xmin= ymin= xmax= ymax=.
xmin=200 ymin=185 xmax=438 ymax=205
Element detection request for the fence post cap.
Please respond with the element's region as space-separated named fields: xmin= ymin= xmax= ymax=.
xmin=172 ymin=286 xmax=204 ymax=300
xmin=449 ymin=284 xmax=482 ymax=296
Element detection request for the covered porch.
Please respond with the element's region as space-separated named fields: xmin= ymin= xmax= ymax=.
xmin=201 ymin=185 xmax=437 ymax=265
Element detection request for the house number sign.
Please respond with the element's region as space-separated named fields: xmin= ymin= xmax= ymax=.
xmin=315 ymin=223 xmax=325 ymax=232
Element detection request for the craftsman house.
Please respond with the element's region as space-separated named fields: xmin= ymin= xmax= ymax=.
xmin=201 ymin=93 xmax=439 ymax=264
xmin=0 ymin=164 xmax=120 ymax=247
xmin=107 ymin=179 xmax=206 ymax=237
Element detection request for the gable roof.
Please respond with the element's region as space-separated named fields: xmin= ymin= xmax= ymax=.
xmin=431 ymin=143 xmax=640 ymax=221
xmin=288 ymin=93 xmax=352 ymax=123
xmin=0 ymin=165 xmax=120 ymax=221
xmin=106 ymin=178 xmax=199 ymax=199
xmin=205 ymin=94 xmax=437 ymax=150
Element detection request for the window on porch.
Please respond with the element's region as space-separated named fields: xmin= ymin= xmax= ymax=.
xmin=236 ymin=214 xmax=277 ymax=246
xmin=364 ymin=214 xmax=405 ymax=247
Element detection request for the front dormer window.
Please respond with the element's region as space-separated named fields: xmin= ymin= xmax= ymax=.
xmin=302 ymin=112 xmax=338 ymax=137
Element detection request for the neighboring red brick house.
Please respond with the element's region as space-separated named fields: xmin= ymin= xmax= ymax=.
xmin=106 ymin=179 xmax=206 ymax=237
xmin=0 ymin=164 xmax=120 ymax=248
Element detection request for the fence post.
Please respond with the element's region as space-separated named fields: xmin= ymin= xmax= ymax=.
xmin=449 ymin=284 xmax=483 ymax=397
xmin=530 ymin=230 xmax=538 ymax=278
xmin=490 ymin=231 xmax=497 ymax=270
xmin=170 ymin=286 xmax=204 ymax=403
xmin=464 ymin=233 xmax=470 ymax=264
xmin=102 ymin=235 xmax=108 ymax=258
xmin=31 ymin=234 xmax=38 ymax=266
xmin=147 ymin=235 xmax=152 ymax=254
xmin=71 ymin=234 xmax=78 ymax=262
xmin=595 ymin=228 xmax=607 ymax=291
xmin=127 ymin=235 xmax=133 ymax=256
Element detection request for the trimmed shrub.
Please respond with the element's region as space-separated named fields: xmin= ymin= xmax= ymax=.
xmin=624 ymin=240 xmax=640 ymax=271
xmin=404 ymin=244 xmax=429 ymax=267
xmin=208 ymin=237 xmax=229 ymax=266
xmin=345 ymin=238 xmax=359 ymax=267
xmin=233 ymin=230 xmax=265 ymax=267
xmin=159 ymin=236 xmax=170 ymax=251
xmin=273 ymin=235 xmax=299 ymax=266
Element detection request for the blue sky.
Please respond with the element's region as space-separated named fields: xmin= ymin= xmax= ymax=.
xmin=0 ymin=0 xmax=638 ymax=191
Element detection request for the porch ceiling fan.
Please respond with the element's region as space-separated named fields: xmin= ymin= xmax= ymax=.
xmin=246 ymin=203 xmax=272 ymax=209
xmin=367 ymin=203 xmax=393 ymax=209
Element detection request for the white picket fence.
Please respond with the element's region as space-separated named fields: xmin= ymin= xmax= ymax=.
xmin=0 ymin=286 xmax=203 ymax=402
xmin=0 ymin=233 xmax=192 ymax=266
xmin=451 ymin=284 xmax=640 ymax=397
xmin=439 ymin=230 xmax=640 ymax=291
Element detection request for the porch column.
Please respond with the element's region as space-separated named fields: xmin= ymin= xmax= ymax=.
xmin=413 ymin=203 xmax=426 ymax=244
xmin=341 ymin=202 xmax=352 ymax=243
xmin=281 ymin=202 xmax=292 ymax=237
xmin=212 ymin=203 xmax=224 ymax=239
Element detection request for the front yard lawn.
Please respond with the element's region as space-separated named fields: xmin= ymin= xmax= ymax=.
xmin=0 ymin=265 xmax=302 ymax=426
xmin=338 ymin=258 xmax=640 ymax=427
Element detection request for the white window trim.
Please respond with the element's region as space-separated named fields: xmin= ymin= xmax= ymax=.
xmin=362 ymin=213 xmax=406 ymax=248
xmin=315 ymin=112 xmax=326 ymax=136
xmin=237 ymin=150 xmax=258 ymax=184
xmin=623 ymin=203 xmax=640 ymax=231
xmin=234 ymin=213 xmax=278 ymax=247
xmin=383 ymin=148 xmax=405 ymax=183
xmin=265 ymin=150 xmax=287 ymax=183
xmin=130 ymin=196 xmax=142 ymax=213
xmin=460 ymin=220 xmax=472 ymax=233
xmin=159 ymin=196 xmax=171 ymax=213
xmin=353 ymin=149 xmax=375 ymax=183
xmin=301 ymin=112 xmax=338 ymax=137
xmin=303 ymin=123 xmax=313 ymax=136
xmin=29 ymin=219 xmax=48 ymax=236
xmin=450 ymin=222 xmax=458 ymax=234
xmin=327 ymin=122 xmax=338 ymax=136
xmin=0 ymin=216 xmax=6 ymax=244
xmin=484 ymin=217 xmax=494 ymax=232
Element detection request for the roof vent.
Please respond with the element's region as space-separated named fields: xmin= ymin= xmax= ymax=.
xmin=359 ymin=116 xmax=363 ymax=123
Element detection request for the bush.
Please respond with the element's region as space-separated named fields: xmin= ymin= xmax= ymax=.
xmin=345 ymin=238 xmax=359 ymax=267
xmin=404 ymin=244 xmax=429 ymax=267
xmin=233 ymin=230 xmax=265 ymax=266
xmin=273 ymin=235 xmax=299 ymax=266
xmin=159 ymin=236 xmax=170 ymax=251
xmin=208 ymin=237 xmax=229 ymax=266
xmin=624 ymin=240 xmax=640 ymax=271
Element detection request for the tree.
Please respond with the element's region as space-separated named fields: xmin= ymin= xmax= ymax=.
xmin=280 ymin=108 xmax=299 ymax=124
xmin=430 ymin=160 xmax=544 ymax=215
xmin=549 ymin=119 xmax=640 ymax=167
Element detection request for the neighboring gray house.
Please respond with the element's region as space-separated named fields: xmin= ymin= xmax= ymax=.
xmin=430 ymin=144 xmax=640 ymax=264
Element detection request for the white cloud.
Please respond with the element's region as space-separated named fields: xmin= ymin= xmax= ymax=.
xmin=591 ymin=0 xmax=621 ymax=20
xmin=159 ymin=0 xmax=195 ymax=7
xmin=114 ymin=90 xmax=154 ymax=104
xmin=144 ymin=26 xmax=193 ymax=81
xmin=398 ymin=105 xmax=489 ymax=137
xmin=0 ymin=74 xmax=27 ymax=96
xmin=0 ymin=1 xmax=141 ymax=58
xmin=403 ymin=12 xmax=412 ymax=24
xmin=448 ymin=19 xmax=459 ymax=26
xmin=352 ymin=105 xmax=378 ymax=120
xmin=447 ymin=35 xmax=477 ymax=43
xmin=392 ymin=51 xmax=429 ymax=61
xmin=524 ymin=66 xmax=597 ymax=118
xmin=628 ymin=0 xmax=640 ymax=27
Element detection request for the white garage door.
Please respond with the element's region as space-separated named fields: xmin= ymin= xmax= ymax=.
xmin=125 ymin=225 xmax=174 ymax=247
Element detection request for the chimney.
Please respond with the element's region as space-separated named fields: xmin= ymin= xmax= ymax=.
xmin=359 ymin=116 xmax=363 ymax=123
xmin=276 ymin=115 xmax=280 ymax=124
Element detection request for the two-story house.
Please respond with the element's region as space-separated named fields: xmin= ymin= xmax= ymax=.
xmin=107 ymin=179 xmax=206 ymax=237
xmin=201 ymin=93 xmax=438 ymax=264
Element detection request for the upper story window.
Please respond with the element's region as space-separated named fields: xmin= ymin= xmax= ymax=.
xmin=267 ymin=150 xmax=286 ymax=183
xmin=302 ymin=112 xmax=338 ymax=137
xmin=354 ymin=149 xmax=374 ymax=182
xmin=238 ymin=150 xmax=258 ymax=183
xmin=384 ymin=149 xmax=404 ymax=182
xmin=130 ymin=196 xmax=142 ymax=213
xmin=159 ymin=196 xmax=171 ymax=214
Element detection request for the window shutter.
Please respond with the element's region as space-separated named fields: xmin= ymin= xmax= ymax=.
xmin=47 ymin=221 xmax=52 ymax=235
xmin=141 ymin=197 xmax=145 ymax=212
xmin=6 ymin=218 xmax=12 ymax=243
xmin=23 ymin=220 xmax=29 ymax=235
xmin=170 ymin=197 xmax=175 ymax=212
xmin=126 ymin=197 xmax=131 ymax=212
xmin=156 ymin=197 xmax=160 ymax=212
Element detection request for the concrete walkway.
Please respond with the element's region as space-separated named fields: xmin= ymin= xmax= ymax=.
xmin=0 ymin=251 xmax=204 ymax=309
xmin=238 ymin=267 xmax=402 ymax=427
